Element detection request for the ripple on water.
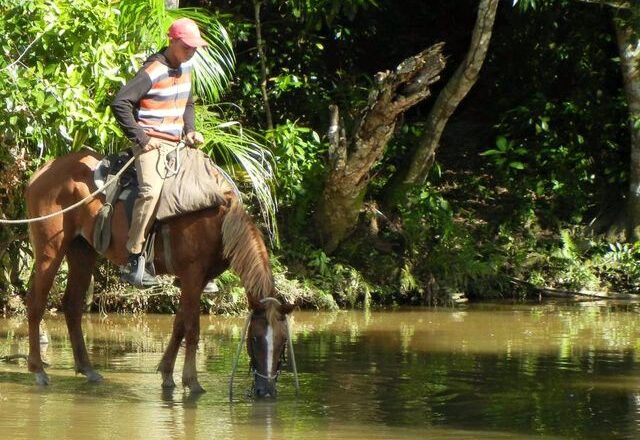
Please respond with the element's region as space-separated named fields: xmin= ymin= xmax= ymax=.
xmin=1 ymin=306 xmax=640 ymax=439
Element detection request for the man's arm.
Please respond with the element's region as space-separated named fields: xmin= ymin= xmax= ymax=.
xmin=183 ymin=89 xmax=195 ymax=135
xmin=183 ymin=89 xmax=204 ymax=146
xmin=111 ymin=70 xmax=152 ymax=150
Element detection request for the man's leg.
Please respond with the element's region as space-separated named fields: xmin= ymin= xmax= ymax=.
xmin=121 ymin=145 xmax=168 ymax=286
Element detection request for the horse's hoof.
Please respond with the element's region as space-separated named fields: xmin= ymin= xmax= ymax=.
xmin=161 ymin=378 xmax=176 ymax=389
xmin=159 ymin=369 xmax=176 ymax=389
xmin=183 ymin=379 xmax=206 ymax=394
xmin=35 ymin=371 xmax=50 ymax=386
xmin=189 ymin=384 xmax=206 ymax=394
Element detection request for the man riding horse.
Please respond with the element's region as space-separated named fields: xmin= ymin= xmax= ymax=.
xmin=23 ymin=17 xmax=295 ymax=397
xmin=111 ymin=18 xmax=207 ymax=286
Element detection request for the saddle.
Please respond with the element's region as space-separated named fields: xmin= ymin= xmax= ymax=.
xmin=91 ymin=147 xmax=237 ymax=260
xmin=92 ymin=149 xmax=139 ymax=254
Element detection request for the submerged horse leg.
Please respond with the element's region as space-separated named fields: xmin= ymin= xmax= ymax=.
xmin=157 ymin=310 xmax=185 ymax=389
xmin=181 ymin=297 xmax=204 ymax=393
xmin=179 ymin=275 xmax=206 ymax=393
xmin=62 ymin=238 xmax=102 ymax=383
xmin=27 ymin=227 xmax=66 ymax=385
xmin=157 ymin=277 xmax=204 ymax=393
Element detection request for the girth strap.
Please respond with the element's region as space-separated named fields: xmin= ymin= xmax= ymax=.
xmin=161 ymin=224 xmax=175 ymax=274
xmin=93 ymin=173 xmax=122 ymax=254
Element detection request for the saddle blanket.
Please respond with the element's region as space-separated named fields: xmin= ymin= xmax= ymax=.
xmin=93 ymin=147 xmax=237 ymax=222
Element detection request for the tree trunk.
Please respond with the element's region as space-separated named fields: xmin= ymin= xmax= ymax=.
xmin=613 ymin=11 xmax=640 ymax=239
xmin=316 ymin=44 xmax=446 ymax=252
xmin=254 ymin=0 xmax=273 ymax=130
xmin=165 ymin=0 xmax=179 ymax=9
xmin=399 ymin=0 xmax=499 ymax=189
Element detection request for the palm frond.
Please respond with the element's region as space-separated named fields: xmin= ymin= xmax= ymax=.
xmin=117 ymin=0 xmax=168 ymax=50
xmin=174 ymin=8 xmax=235 ymax=103
xmin=196 ymin=107 xmax=279 ymax=245
xmin=116 ymin=1 xmax=234 ymax=102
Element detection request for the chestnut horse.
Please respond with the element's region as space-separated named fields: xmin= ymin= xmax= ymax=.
xmin=25 ymin=149 xmax=293 ymax=396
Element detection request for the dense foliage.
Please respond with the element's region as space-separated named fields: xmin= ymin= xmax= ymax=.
xmin=1 ymin=0 xmax=639 ymax=313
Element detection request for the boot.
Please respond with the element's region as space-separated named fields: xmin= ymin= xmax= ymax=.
xmin=120 ymin=253 xmax=159 ymax=288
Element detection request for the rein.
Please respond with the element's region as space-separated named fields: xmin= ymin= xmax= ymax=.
xmin=0 ymin=140 xmax=188 ymax=225
xmin=229 ymin=312 xmax=252 ymax=401
xmin=285 ymin=314 xmax=300 ymax=393
xmin=228 ymin=305 xmax=300 ymax=401
xmin=252 ymin=368 xmax=280 ymax=381
xmin=0 ymin=153 xmax=136 ymax=225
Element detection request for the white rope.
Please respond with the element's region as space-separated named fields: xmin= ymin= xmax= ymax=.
xmin=157 ymin=140 xmax=186 ymax=178
xmin=0 ymin=154 xmax=136 ymax=225
xmin=285 ymin=314 xmax=300 ymax=396
xmin=229 ymin=313 xmax=252 ymax=402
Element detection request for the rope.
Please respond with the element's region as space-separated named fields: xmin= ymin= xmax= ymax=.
xmin=286 ymin=314 xmax=300 ymax=396
xmin=229 ymin=313 xmax=252 ymax=402
xmin=0 ymin=139 xmax=235 ymax=226
xmin=0 ymin=154 xmax=136 ymax=225
xmin=155 ymin=140 xmax=186 ymax=179
xmin=1 ymin=22 xmax=56 ymax=73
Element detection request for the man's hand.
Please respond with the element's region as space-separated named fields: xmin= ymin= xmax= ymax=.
xmin=185 ymin=131 xmax=204 ymax=147
xmin=141 ymin=137 xmax=161 ymax=152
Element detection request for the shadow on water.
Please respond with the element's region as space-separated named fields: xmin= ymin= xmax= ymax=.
xmin=0 ymin=369 xmax=145 ymax=401
xmin=160 ymin=387 xmax=205 ymax=409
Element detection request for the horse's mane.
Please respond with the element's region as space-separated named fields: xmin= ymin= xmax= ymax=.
xmin=221 ymin=199 xmax=274 ymax=308
xmin=260 ymin=297 xmax=286 ymax=329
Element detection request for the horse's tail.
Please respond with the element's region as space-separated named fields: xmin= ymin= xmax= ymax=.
xmin=221 ymin=199 xmax=274 ymax=306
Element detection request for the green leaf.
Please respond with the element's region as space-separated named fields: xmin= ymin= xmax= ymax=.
xmin=34 ymin=90 xmax=45 ymax=107
xmin=480 ymin=149 xmax=502 ymax=156
xmin=496 ymin=135 xmax=508 ymax=151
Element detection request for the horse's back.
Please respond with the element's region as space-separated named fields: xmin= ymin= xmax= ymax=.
xmin=28 ymin=149 xmax=102 ymax=191
xmin=26 ymin=149 xmax=107 ymax=254
xmin=27 ymin=150 xmax=103 ymax=212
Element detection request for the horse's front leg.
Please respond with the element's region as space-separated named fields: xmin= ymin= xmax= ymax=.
xmin=157 ymin=310 xmax=185 ymax=389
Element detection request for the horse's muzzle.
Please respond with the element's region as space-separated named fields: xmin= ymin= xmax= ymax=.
xmin=254 ymin=376 xmax=277 ymax=399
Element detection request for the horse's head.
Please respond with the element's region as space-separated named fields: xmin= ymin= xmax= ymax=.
xmin=247 ymin=297 xmax=294 ymax=398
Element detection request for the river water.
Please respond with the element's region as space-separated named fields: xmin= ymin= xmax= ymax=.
xmin=0 ymin=302 xmax=639 ymax=439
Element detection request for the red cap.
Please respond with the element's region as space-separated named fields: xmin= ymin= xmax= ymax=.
xmin=168 ymin=18 xmax=208 ymax=48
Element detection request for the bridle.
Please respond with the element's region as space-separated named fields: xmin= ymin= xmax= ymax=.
xmin=250 ymin=350 xmax=283 ymax=382
xmin=228 ymin=298 xmax=299 ymax=401
xmin=247 ymin=316 xmax=285 ymax=382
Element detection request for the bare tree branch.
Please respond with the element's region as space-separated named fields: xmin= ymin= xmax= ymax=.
xmin=403 ymin=0 xmax=499 ymax=185
xmin=316 ymin=44 xmax=446 ymax=252
xmin=577 ymin=0 xmax=634 ymax=9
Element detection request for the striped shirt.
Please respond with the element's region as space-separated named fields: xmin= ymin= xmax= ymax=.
xmin=112 ymin=51 xmax=195 ymax=150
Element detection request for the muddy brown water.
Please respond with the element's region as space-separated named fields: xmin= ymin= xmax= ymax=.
xmin=1 ymin=302 xmax=640 ymax=439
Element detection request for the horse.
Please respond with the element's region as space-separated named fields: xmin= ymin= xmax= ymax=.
xmin=24 ymin=148 xmax=293 ymax=397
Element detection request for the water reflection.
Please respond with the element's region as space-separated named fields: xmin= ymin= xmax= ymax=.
xmin=1 ymin=303 xmax=640 ymax=439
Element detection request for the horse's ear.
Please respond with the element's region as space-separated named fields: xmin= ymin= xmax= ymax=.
xmin=249 ymin=298 xmax=264 ymax=311
xmin=278 ymin=302 xmax=295 ymax=315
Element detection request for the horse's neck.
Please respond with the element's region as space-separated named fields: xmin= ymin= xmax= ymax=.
xmin=221 ymin=203 xmax=273 ymax=303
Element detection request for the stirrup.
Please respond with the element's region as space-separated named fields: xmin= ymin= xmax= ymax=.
xmin=120 ymin=254 xmax=159 ymax=288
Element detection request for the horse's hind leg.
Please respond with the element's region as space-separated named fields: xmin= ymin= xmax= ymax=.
xmin=62 ymin=238 xmax=102 ymax=383
xmin=27 ymin=225 xmax=66 ymax=385
xmin=158 ymin=271 xmax=206 ymax=393
xmin=178 ymin=274 xmax=206 ymax=393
